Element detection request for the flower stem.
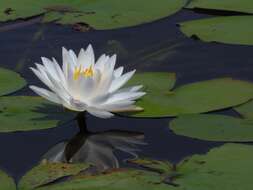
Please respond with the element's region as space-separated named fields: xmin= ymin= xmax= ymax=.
xmin=76 ymin=112 xmax=88 ymax=133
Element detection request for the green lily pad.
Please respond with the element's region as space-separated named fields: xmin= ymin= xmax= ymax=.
xmin=186 ymin=0 xmax=253 ymax=14
xmin=0 ymin=67 xmax=26 ymax=96
xmin=18 ymin=162 xmax=89 ymax=190
xmin=170 ymin=114 xmax=253 ymax=142
xmin=125 ymin=75 xmax=253 ymax=117
xmin=36 ymin=169 xmax=171 ymax=190
xmin=0 ymin=0 xmax=186 ymax=30
xmin=234 ymin=100 xmax=253 ymax=119
xmin=0 ymin=96 xmax=75 ymax=132
xmin=180 ymin=16 xmax=253 ymax=45
xmin=130 ymin=144 xmax=253 ymax=190
xmin=0 ymin=169 xmax=15 ymax=190
xmin=175 ymin=143 xmax=253 ymax=190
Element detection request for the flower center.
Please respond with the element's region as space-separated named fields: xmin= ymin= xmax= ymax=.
xmin=73 ymin=65 xmax=93 ymax=80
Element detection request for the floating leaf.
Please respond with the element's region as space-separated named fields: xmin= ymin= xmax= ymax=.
xmin=175 ymin=143 xmax=253 ymax=190
xmin=170 ymin=114 xmax=253 ymax=142
xmin=186 ymin=0 xmax=253 ymax=14
xmin=124 ymin=75 xmax=253 ymax=117
xmin=234 ymin=100 xmax=253 ymax=119
xmin=180 ymin=16 xmax=253 ymax=45
xmin=0 ymin=96 xmax=75 ymax=132
xmin=0 ymin=67 xmax=26 ymax=96
xmin=0 ymin=169 xmax=15 ymax=190
xmin=18 ymin=162 xmax=89 ymax=190
xmin=0 ymin=0 xmax=186 ymax=30
xmin=36 ymin=169 xmax=171 ymax=190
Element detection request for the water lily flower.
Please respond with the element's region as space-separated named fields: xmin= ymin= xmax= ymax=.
xmin=29 ymin=45 xmax=145 ymax=118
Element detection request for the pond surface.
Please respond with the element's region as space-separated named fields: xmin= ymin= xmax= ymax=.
xmin=0 ymin=9 xmax=253 ymax=183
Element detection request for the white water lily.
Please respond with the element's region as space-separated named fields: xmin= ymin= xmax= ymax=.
xmin=29 ymin=45 xmax=145 ymax=118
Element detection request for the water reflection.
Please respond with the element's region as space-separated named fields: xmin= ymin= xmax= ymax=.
xmin=42 ymin=130 xmax=146 ymax=171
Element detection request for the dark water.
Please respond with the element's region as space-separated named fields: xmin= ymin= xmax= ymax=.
xmin=0 ymin=9 xmax=253 ymax=182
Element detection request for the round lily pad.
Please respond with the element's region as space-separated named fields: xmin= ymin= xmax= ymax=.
xmin=0 ymin=96 xmax=75 ymax=132
xmin=186 ymin=0 xmax=253 ymax=14
xmin=175 ymin=143 xmax=253 ymax=190
xmin=0 ymin=67 xmax=26 ymax=96
xmin=0 ymin=169 xmax=15 ymax=190
xmin=170 ymin=114 xmax=253 ymax=142
xmin=124 ymin=74 xmax=253 ymax=117
xmin=180 ymin=16 xmax=253 ymax=45
xmin=18 ymin=162 xmax=89 ymax=190
xmin=0 ymin=0 xmax=186 ymax=30
xmin=129 ymin=144 xmax=253 ymax=190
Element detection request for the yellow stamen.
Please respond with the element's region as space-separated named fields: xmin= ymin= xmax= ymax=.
xmin=73 ymin=65 xmax=94 ymax=80
xmin=83 ymin=65 xmax=93 ymax=77
xmin=73 ymin=66 xmax=81 ymax=80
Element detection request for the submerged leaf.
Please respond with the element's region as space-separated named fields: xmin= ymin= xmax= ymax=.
xmin=0 ymin=96 xmax=75 ymax=132
xmin=0 ymin=67 xmax=26 ymax=96
xmin=180 ymin=16 xmax=253 ymax=45
xmin=170 ymin=114 xmax=253 ymax=142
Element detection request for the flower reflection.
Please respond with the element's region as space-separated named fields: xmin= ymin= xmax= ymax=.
xmin=42 ymin=130 xmax=146 ymax=171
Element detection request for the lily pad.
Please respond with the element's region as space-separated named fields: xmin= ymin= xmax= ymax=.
xmin=175 ymin=143 xmax=253 ymax=190
xmin=180 ymin=16 xmax=253 ymax=45
xmin=0 ymin=96 xmax=75 ymax=132
xmin=130 ymin=144 xmax=253 ymax=190
xmin=186 ymin=0 xmax=253 ymax=14
xmin=0 ymin=169 xmax=15 ymax=190
xmin=0 ymin=0 xmax=186 ymax=30
xmin=170 ymin=114 xmax=253 ymax=142
xmin=18 ymin=162 xmax=89 ymax=190
xmin=36 ymin=169 xmax=171 ymax=190
xmin=125 ymin=75 xmax=253 ymax=117
xmin=234 ymin=100 xmax=253 ymax=119
xmin=0 ymin=67 xmax=26 ymax=96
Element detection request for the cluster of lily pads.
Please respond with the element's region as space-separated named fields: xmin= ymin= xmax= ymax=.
xmin=1 ymin=0 xmax=251 ymax=45
xmin=2 ymin=143 xmax=253 ymax=189
xmin=1 ymin=66 xmax=253 ymax=189
xmin=1 ymin=0 xmax=253 ymax=189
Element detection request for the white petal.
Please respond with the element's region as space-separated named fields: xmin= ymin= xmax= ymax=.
xmin=29 ymin=85 xmax=61 ymax=104
xmin=68 ymin=49 xmax=78 ymax=64
xmin=30 ymin=67 xmax=53 ymax=89
xmin=62 ymin=47 xmax=69 ymax=77
xmin=95 ymin=54 xmax=108 ymax=71
xmin=45 ymin=71 xmax=71 ymax=103
xmin=105 ymin=91 xmax=146 ymax=104
xmin=41 ymin=57 xmax=61 ymax=82
xmin=116 ymin=85 xmax=143 ymax=94
xmin=87 ymin=107 xmax=114 ymax=118
xmin=52 ymin=58 xmax=67 ymax=87
xmin=109 ymin=54 xmax=117 ymax=70
xmin=100 ymin=100 xmax=135 ymax=110
xmin=79 ymin=70 xmax=101 ymax=100
xmin=114 ymin=67 xmax=123 ymax=78
xmin=109 ymin=70 xmax=136 ymax=93
xmin=78 ymin=44 xmax=95 ymax=68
